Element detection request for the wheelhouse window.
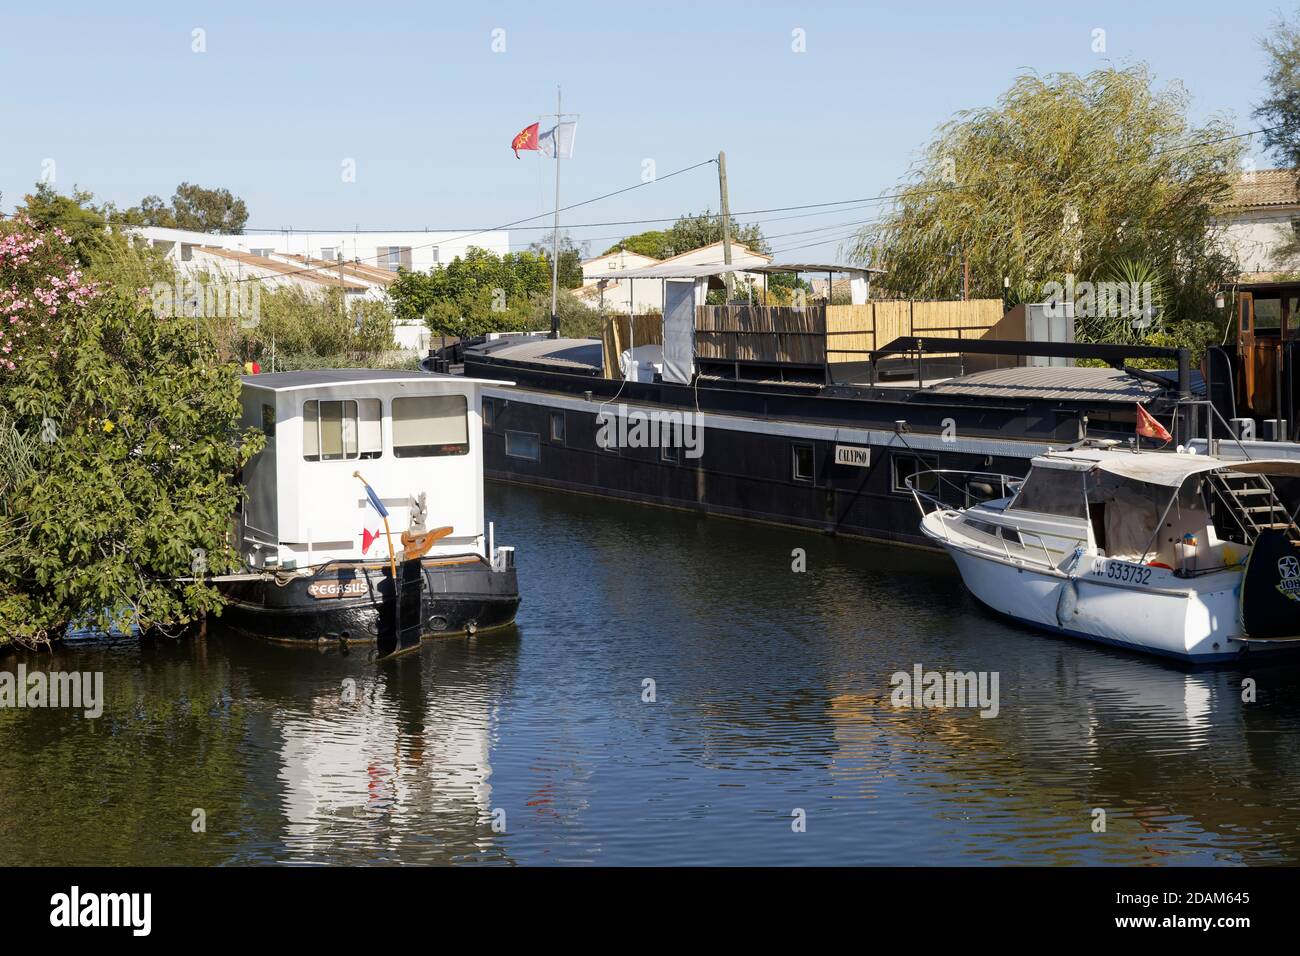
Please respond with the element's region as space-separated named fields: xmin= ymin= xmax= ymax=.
xmin=303 ymin=399 xmax=381 ymax=461
xmin=793 ymin=443 xmax=814 ymax=482
xmin=482 ymin=397 xmax=495 ymax=429
xmin=550 ymin=411 xmax=566 ymax=443
xmin=261 ymin=403 xmax=275 ymax=438
xmin=505 ymin=430 xmax=540 ymax=462
xmin=892 ymin=453 xmax=938 ymax=494
xmin=392 ymin=395 xmax=469 ymax=458
xmin=1254 ymin=297 xmax=1283 ymax=331
xmin=1008 ymin=466 xmax=1088 ymax=518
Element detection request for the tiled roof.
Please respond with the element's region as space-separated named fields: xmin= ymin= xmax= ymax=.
xmin=278 ymin=253 xmax=396 ymax=285
xmin=196 ymin=247 xmax=367 ymax=291
xmin=1229 ymin=169 xmax=1299 ymax=209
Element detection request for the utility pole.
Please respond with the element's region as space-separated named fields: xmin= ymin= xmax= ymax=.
xmin=718 ymin=150 xmax=734 ymax=301
xmin=550 ymin=86 xmax=563 ymax=339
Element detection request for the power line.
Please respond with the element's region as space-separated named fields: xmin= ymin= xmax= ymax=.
xmin=238 ymin=125 xmax=1283 ymax=237
xmin=239 ymin=188 xmax=941 ymax=235
xmin=507 ymin=203 xmax=889 ymax=251
xmin=227 ymin=157 xmax=719 ymax=284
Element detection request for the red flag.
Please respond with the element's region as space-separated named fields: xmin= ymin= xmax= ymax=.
xmin=1136 ymin=404 xmax=1172 ymax=443
xmin=511 ymin=122 xmax=539 ymax=158
xmin=362 ymin=528 xmax=379 ymax=555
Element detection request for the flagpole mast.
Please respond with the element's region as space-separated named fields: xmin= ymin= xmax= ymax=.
xmin=550 ymin=85 xmax=562 ymax=340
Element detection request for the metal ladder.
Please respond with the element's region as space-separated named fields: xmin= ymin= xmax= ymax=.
xmin=1205 ymin=470 xmax=1300 ymax=544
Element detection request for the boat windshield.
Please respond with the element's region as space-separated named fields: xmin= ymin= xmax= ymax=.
xmin=1007 ymin=467 xmax=1088 ymax=518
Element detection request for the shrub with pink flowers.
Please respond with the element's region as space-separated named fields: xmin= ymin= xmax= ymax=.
xmin=0 ymin=216 xmax=263 ymax=646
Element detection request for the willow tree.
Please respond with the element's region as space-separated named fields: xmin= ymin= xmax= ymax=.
xmin=852 ymin=67 xmax=1241 ymax=333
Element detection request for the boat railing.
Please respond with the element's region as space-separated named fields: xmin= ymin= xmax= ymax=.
xmin=1175 ymin=397 xmax=1256 ymax=462
xmin=906 ymin=469 xmax=1072 ymax=567
xmin=904 ymin=469 xmax=1020 ymax=516
xmin=1015 ymin=529 xmax=1061 ymax=569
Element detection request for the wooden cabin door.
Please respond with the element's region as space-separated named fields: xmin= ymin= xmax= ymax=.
xmin=1238 ymin=292 xmax=1256 ymax=414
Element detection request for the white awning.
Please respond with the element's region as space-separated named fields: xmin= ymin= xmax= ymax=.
xmin=1034 ymin=450 xmax=1300 ymax=487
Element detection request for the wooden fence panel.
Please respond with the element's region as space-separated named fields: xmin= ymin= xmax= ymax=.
xmin=824 ymin=299 xmax=1003 ymax=362
xmin=602 ymin=313 xmax=664 ymax=379
xmin=695 ymin=305 xmax=827 ymax=364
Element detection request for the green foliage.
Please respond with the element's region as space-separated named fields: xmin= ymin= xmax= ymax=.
xmin=551 ymin=290 xmax=604 ymax=338
xmin=1256 ymin=11 xmax=1300 ymax=172
xmin=196 ymin=283 xmax=396 ymax=370
xmin=20 ymin=181 xmax=251 ymax=248
xmin=854 ymin=66 xmax=1242 ymax=331
xmin=1067 ymin=257 xmax=1168 ymax=346
xmin=605 ymin=229 xmax=674 ymax=259
xmin=390 ymin=246 xmax=552 ymax=338
xmin=128 ymin=182 xmax=249 ymax=234
xmin=18 ymin=183 xmax=117 ymax=264
xmin=528 ymin=232 xmax=584 ymax=289
xmin=607 ymin=210 xmax=770 ymax=260
xmin=0 ymin=218 xmax=263 ymax=646
xmin=1254 ymin=11 xmax=1300 ymax=265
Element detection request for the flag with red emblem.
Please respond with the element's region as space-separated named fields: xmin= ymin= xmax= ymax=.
xmin=1136 ymin=404 xmax=1172 ymax=443
xmin=511 ymin=122 xmax=539 ymax=158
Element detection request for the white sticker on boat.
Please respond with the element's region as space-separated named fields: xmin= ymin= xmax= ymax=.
xmin=1276 ymin=556 xmax=1300 ymax=602
xmin=1093 ymin=560 xmax=1152 ymax=586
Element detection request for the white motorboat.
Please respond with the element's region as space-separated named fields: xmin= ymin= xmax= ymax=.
xmin=909 ymin=445 xmax=1300 ymax=662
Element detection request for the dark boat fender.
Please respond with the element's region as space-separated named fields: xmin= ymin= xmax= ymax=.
xmin=1240 ymin=529 xmax=1300 ymax=639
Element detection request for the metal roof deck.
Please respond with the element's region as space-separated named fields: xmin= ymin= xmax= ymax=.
xmin=918 ymin=365 xmax=1204 ymax=404
xmin=241 ymin=369 xmax=509 ymax=391
xmin=473 ymin=337 xmax=603 ymax=371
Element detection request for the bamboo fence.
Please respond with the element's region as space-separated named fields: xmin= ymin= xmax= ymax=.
xmin=694 ymin=305 xmax=827 ymax=365
xmin=824 ymin=299 xmax=1002 ymax=362
xmin=601 ymin=314 xmax=664 ymax=379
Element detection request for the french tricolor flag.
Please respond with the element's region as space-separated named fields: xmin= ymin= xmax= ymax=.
xmin=362 ymin=483 xmax=389 ymax=518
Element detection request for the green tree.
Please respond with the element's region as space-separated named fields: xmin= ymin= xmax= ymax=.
xmin=17 ymin=183 xmax=116 ymax=263
xmin=390 ymin=246 xmax=551 ymax=338
xmin=167 ymin=182 xmax=248 ymax=233
xmin=1254 ymin=10 xmax=1300 ymax=265
xmin=529 ymin=232 xmax=584 ymax=289
xmin=0 ymin=215 xmax=263 ymax=645
xmin=607 ymin=211 xmax=769 ymax=261
xmin=852 ymin=66 xmax=1241 ymax=334
xmin=603 ymin=229 xmax=674 ymax=260
xmin=1256 ymin=11 xmax=1300 ymax=172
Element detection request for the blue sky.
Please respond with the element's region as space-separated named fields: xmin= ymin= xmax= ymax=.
xmin=0 ymin=1 xmax=1288 ymax=259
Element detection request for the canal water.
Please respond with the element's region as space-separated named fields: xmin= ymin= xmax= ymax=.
xmin=5 ymin=482 xmax=1300 ymax=866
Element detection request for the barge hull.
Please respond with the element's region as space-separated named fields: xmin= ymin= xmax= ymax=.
xmin=215 ymin=554 xmax=519 ymax=644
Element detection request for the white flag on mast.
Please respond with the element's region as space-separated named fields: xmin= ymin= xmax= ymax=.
xmin=538 ymin=120 xmax=577 ymax=159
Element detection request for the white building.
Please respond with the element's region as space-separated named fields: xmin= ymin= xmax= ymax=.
xmin=1215 ymin=169 xmax=1300 ymax=281
xmin=134 ymin=225 xmax=511 ymax=352
xmin=576 ymin=241 xmax=773 ymax=313
xmin=137 ymin=226 xmax=509 ymax=281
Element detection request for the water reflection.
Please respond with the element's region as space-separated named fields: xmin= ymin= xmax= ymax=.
xmin=4 ymin=483 xmax=1300 ymax=865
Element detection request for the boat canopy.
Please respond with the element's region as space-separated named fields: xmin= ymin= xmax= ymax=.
xmin=1033 ymin=450 xmax=1300 ymax=487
